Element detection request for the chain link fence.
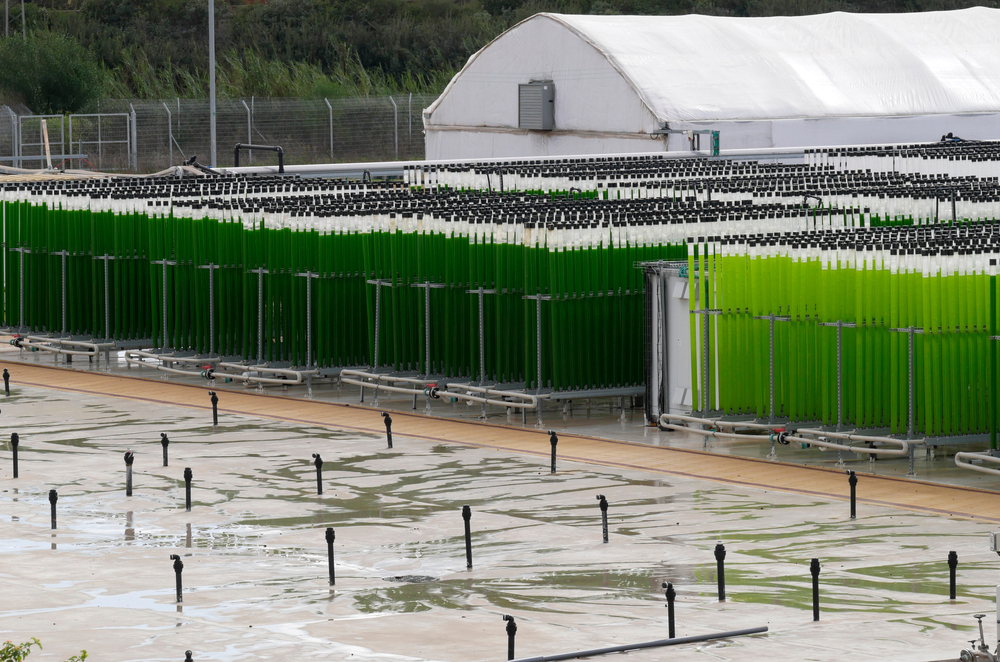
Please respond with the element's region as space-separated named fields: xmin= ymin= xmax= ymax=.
xmin=0 ymin=95 xmax=435 ymax=173
xmin=99 ymin=95 xmax=435 ymax=172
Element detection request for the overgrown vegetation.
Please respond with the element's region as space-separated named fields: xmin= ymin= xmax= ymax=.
xmin=0 ymin=638 xmax=87 ymax=662
xmin=0 ymin=0 xmax=996 ymax=112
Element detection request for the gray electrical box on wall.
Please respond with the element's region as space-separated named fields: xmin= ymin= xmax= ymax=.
xmin=518 ymin=81 xmax=554 ymax=130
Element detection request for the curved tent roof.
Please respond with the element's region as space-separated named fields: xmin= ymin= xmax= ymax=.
xmin=425 ymin=8 xmax=1000 ymax=131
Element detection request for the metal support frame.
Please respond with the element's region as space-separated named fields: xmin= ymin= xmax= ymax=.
xmin=411 ymin=280 xmax=446 ymax=377
xmin=365 ymin=278 xmax=395 ymax=382
xmin=151 ymin=257 xmax=177 ymax=350
xmin=818 ymin=320 xmax=858 ymax=433
xmin=198 ymin=263 xmax=221 ymax=355
xmin=295 ymin=270 xmax=323 ymax=369
xmin=93 ymin=254 xmax=115 ymax=341
xmin=10 ymin=245 xmax=30 ymax=331
xmin=692 ymin=307 xmax=723 ymax=419
xmin=819 ymin=319 xmax=857 ymax=468
xmin=754 ymin=312 xmax=792 ymax=425
xmin=524 ymin=289 xmax=552 ymax=427
xmin=466 ymin=285 xmax=498 ymax=418
xmin=248 ymin=265 xmax=269 ymax=362
xmin=890 ymin=325 xmax=924 ymax=476
xmin=51 ymin=249 xmax=70 ymax=334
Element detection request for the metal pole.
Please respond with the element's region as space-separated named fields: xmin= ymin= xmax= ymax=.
xmin=325 ymin=98 xmax=333 ymax=162
xmin=20 ymin=0 xmax=24 ymax=39
xmin=124 ymin=450 xmax=134 ymax=497
xmin=163 ymin=102 xmax=173 ymax=167
xmin=462 ymin=505 xmax=473 ymax=569
xmin=597 ymin=494 xmax=609 ymax=543
xmin=208 ymin=0 xmax=216 ymax=168
xmin=907 ymin=328 xmax=915 ymax=476
xmin=848 ymin=470 xmax=857 ymax=519
xmin=312 ymin=453 xmax=323 ymax=495
xmin=768 ymin=317 xmax=775 ymax=423
xmin=390 ymin=96 xmax=398 ymax=160
xmin=948 ymin=551 xmax=957 ymax=600
xmin=662 ymin=583 xmax=676 ymax=638
xmin=184 ymin=467 xmax=193 ymax=511
xmin=810 ymin=558 xmax=821 ymax=621
xmin=714 ymin=543 xmax=726 ymax=601
xmin=326 ymin=528 xmax=336 ymax=585
xmin=504 ymin=615 xmax=517 ymax=661
xmin=240 ymin=99 xmax=252 ymax=165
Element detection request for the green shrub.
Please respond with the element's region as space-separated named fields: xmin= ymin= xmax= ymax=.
xmin=0 ymin=639 xmax=86 ymax=662
xmin=0 ymin=32 xmax=104 ymax=113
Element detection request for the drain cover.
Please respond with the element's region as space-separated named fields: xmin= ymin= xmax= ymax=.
xmin=382 ymin=575 xmax=438 ymax=583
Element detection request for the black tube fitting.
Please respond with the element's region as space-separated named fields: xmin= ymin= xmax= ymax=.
xmin=10 ymin=432 xmax=18 ymax=479
xmin=160 ymin=433 xmax=169 ymax=467
xmin=810 ymin=558 xmax=821 ymax=621
xmin=382 ymin=412 xmax=393 ymax=449
xmin=209 ymin=391 xmax=219 ymax=426
xmin=948 ymin=550 xmax=958 ymax=600
xmin=714 ymin=544 xmax=727 ymax=601
xmin=597 ymin=494 xmax=609 ymax=543
xmin=184 ymin=652 xmax=193 ymax=662
xmin=184 ymin=467 xmax=193 ymax=512
xmin=326 ymin=527 xmax=336 ymax=586
xmin=3 ymin=367 xmax=9 ymax=396
xmin=312 ymin=453 xmax=324 ymax=495
xmin=504 ymin=615 xmax=517 ymax=661
xmin=549 ymin=431 xmax=558 ymax=474
xmin=462 ymin=505 xmax=473 ymax=569
xmin=170 ymin=554 xmax=184 ymax=603
xmin=662 ymin=582 xmax=676 ymax=638
xmin=48 ymin=489 xmax=57 ymax=529
xmin=847 ymin=470 xmax=858 ymax=519
xmin=124 ymin=450 xmax=134 ymax=497
xmin=234 ymin=143 xmax=284 ymax=174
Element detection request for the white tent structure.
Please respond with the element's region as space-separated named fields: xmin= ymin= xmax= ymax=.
xmin=423 ymin=9 xmax=1000 ymax=159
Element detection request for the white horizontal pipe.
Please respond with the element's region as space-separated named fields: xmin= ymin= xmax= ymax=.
xmin=341 ymin=369 xmax=436 ymax=388
xmin=660 ymin=423 xmax=767 ymax=441
xmin=437 ymin=388 xmax=537 ymax=410
xmin=19 ymin=338 xmax=98 ymax=356
xmin=660 ymin=413 xmax=776 ymax=430
xmin=444 ymin=383 xmax=538 ymax=405
xmin=341 ymin=377 xmax=425 ymax=396
xmin=154 ymin=364 xmax=210 ymax=377
xmin=955 ymin=452 xmax=1000 ymax=477
xmin=796 ymin=428 xmax=913 ymax=446
xmin=784 ymin=433 xmax=909 ymax=457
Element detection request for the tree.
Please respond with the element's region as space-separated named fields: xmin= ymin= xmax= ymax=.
xmin=0 ymin=31 xmax=104 ymax=114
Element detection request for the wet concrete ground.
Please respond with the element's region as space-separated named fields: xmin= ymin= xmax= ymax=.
xmin=0 ymin=383 xmax=996 ymax=661
xmin=19 ymin=343 xmax=1000 ymax=492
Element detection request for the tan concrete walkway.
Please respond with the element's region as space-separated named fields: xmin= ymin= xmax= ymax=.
xmin=5 ymin=358 xmax=999 ymax=523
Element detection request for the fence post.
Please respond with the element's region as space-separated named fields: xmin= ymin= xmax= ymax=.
xmin=163 ymin=103 xmax=173 ymax=167
xmin=390 ymin=96 xmax=398 ymax=161
xmin=9 ymin=108 xmax=17 ymax=168
xmin=408 ymin=93 xmax=412 ymax=143
xmin=129 ymin=103 xmax=138 ymax=171
xmin=240 ymin=100 xmax=252 ymax=165
xmin=325 ymin=98 xmax=333 ymax=162
xmin=67 ymin=115 xmax=73 ymax=169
